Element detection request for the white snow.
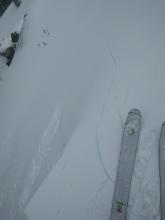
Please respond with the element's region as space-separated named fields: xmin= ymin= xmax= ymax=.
xmin=0 ymin=0 xmax=165 ymax=220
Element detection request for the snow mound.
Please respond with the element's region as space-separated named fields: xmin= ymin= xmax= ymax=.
xmin=0 ymin=17 xmax=24 ymax=67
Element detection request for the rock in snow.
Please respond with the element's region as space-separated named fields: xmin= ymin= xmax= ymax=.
xmin=0 ymin=18 xmax=24 ymax=67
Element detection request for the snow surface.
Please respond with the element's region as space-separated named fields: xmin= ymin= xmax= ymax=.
xmin=0 ymin=0 xmax=165 ymax=219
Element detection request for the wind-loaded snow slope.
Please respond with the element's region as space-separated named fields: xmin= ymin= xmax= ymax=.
xmin=0 ymin=0 xmax=165 ymax=220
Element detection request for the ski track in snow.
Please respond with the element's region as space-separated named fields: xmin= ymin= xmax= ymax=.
xmin=96 ymin=126 xmax=113 ymax=181
xmin=20 ymin=104 xmax=63 ymax=208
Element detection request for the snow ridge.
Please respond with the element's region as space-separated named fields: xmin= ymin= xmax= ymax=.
xmin=20 ymin=104 xmax=62 ymax=208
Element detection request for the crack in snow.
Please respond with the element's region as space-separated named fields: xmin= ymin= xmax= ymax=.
xmin=95 ymin=48 xmax=118 ymax=182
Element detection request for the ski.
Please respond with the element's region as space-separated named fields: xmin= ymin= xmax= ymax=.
xmin=110 ymin=109 xmax=141 ymax=220
xmin=159 ymin=121 xmax=165 ymax=220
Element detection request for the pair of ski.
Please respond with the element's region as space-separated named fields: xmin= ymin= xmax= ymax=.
xmin=110 ymin=109 xmax=165 ymax=220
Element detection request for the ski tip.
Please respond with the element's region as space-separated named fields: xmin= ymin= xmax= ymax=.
xmin=129 ymin=108 xmax=141 ymax=116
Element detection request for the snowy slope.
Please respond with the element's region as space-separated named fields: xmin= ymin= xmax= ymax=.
xmin=0 ymin=0 xmax=165 ymax=220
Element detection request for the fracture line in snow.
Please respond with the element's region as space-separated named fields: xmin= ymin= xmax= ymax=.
xmin=96 ymin=125 xmax=113 ymax=181
xmin=107 ymin=47 xmax=118 ymax=72
xmin=96 ymin=95 xmax=114 ymax=181
xmin=95 ymin=47 xmax=118 ymax=182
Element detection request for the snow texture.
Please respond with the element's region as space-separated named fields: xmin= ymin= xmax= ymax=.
xmin=21 ymin=104 xmax=62 ymax=208
xmin=0 ymin=0 xmax=165 ymax=220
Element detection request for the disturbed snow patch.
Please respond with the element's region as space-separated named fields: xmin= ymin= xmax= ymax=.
xmin=20 ymin=104 xmax=63 ymax=208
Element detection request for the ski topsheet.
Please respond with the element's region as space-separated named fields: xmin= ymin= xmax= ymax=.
xmin=110 ymin=109 xmax=141 ymax=220
xmin=159 ymin=121 xmax=165 ymax=220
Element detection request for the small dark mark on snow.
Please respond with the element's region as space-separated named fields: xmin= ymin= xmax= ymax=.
xmin=47 ymin=28 xmax=50 ymax=35
xmin=107 ymin=46 xmax=118 ymax=71
xmin=43 ymin=42 xmax=47 ymax=46
xmin=43 ymin=28 xmax=51 ymax=35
